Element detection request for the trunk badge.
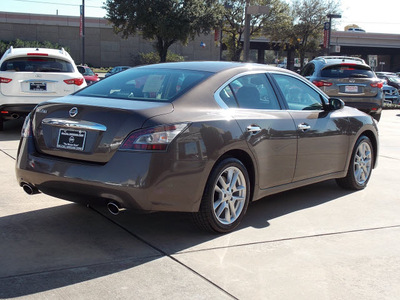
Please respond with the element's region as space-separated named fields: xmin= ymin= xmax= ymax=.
xmin=69 ymin=107 xmax=78 ymax=118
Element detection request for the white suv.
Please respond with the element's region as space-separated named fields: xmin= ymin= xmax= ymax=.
xmin=0 ymin=47 xmax=86 ymax=130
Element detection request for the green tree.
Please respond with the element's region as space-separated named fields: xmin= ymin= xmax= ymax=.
xmin=286 ymin=0 xmax=340 ymax=68
xmin=105 ymin=0 xmax=222 ymax=62
xmin=220 ymin=0 xmax=291 ymax=61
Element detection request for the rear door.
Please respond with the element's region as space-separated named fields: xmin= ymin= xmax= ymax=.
xmin=216 ymin=72 xmax=297 ymax=189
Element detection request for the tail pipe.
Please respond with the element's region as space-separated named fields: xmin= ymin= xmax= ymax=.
xmin=22 ymin=183 xmax=40 ymax=195
xmin=107 ymin=202 xmax=126 ymax=216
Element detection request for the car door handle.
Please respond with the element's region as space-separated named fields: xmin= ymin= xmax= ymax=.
xmin=247 ymin=125 xmax=261 ymax=134
xmin=297 ymin=123 xmax=311 ymax=131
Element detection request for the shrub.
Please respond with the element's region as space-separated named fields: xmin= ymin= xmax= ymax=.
xmin=133 ymin=51 xmax=184 ymax=66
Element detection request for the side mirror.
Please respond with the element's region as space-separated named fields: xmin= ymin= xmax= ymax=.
xmin=328 ymin=98 xmax=345 ymax=110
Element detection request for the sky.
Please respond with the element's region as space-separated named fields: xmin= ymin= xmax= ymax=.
xmin=2 ymin=0 xmax=400 ymax=35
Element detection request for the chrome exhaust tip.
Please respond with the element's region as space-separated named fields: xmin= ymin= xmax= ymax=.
xmin=22 ymin=183 xmax=40 ymax=195
xmin=107 ymin=202 xmax=126 ymax=215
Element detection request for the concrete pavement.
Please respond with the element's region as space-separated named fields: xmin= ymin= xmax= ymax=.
xmin=1 ymin=110 xmax=400 ymax=299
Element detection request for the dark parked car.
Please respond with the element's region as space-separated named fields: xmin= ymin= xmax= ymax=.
xmin=16 ymin=62 xmax=379 ymax=233
xmin=375 ymin=72 xmax=400 ymax=90
xmin=105 ymin=66 xmax=131 ymax=77
xmin=301 ymin=56 xmax=384 ymax=121
xmin=382 ymin=84 xmax=400 ymax=104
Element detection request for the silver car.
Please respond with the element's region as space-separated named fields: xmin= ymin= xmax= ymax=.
xmin=301 ymin=56 xmax=384 ymax=121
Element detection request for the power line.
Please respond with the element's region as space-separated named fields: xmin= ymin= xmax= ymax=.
xmin=8 ymin=0 xmax=103 ymax=9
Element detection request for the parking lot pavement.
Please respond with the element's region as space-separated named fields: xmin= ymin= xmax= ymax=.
xmin=1 ymin=110 xmax=400 ymax=299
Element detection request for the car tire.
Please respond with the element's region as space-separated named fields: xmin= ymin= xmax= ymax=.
xmin=193 ymin=158 xmax=250 ymax=233
xmin=336 ymin=135 xmax=374 ymax=190
xmin=0 ymin=118 xmax=3 ymax=131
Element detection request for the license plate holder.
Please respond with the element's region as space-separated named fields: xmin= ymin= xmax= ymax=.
xmin=57 ymin=129 xmax=86 ymax=151
xmin=30 ymin=82 xmax=47 ymax=91
xmin=345 ymin=85 xmax=358 ymax=93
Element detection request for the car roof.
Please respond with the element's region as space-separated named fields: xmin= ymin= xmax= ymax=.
xmin=312 ymin=56 xmax=366 ymax=65
xmin=136 ymin=61 xmax=286 ymax=74
xmin=0 ymin=47 xmax=73 ymax=61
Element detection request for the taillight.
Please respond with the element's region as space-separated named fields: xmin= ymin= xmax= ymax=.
xmin=27 ymin=53 xmax=48 ymax=56
xmin=370 ymin=82 xmax=383 ymax=89
xmin=0 ymin=77 xmax=12 ymax=83
xmin=120 ymin=123 xmax=189 ymax=151
xmin=64 ymin=78 xmax=85 ymax=86
xmin=21 ymin=114 xmax=32 ymax=138
xmin=312 ymin=80 xmax=332 ymax=87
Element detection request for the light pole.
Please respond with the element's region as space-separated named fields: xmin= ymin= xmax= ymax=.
xmin=327 ymin=13 xmax=341 ymax=55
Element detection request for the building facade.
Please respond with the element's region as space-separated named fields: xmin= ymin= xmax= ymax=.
xmin=0 ymin=11 xmax=220 ymax=67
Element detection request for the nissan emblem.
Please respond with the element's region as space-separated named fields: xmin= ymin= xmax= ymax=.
xmin=69 ymin=107 xmax=78 ymax=118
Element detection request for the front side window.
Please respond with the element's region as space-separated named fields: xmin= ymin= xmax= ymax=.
xmin=1 ymin=57 xmax=74 ymax=72
xmin=77 ymin=68 xmax=212 ymax=102
xmin=272 ymin=74 xmax=324 ymax=111
xmin=220 ymin=73 xmax=280 ymax=109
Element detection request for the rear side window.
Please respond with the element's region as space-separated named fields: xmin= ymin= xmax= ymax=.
xmin=300 ymin=63 xmax=315 ymax=77
xmin=219 ymin=73 xmax=280 ymax=109
xmin=77 ymin=68 xmax=212 ymax=102
xmin=1 ymin=57 xmax=74 ymax=72
xmin=321 ymin=64 xmax=374 ymax=78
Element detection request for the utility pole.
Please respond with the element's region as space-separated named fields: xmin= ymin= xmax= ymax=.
xmin=80 ymin=0 xmax=85 ymax=64
xmin=243 ymin=0 xmax=250 ymax=61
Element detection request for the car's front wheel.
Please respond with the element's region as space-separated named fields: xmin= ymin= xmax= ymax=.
xmin=193 ymin=158 xmax=250 ymax=233
xmin=336 ymin=135 xmax=374 ymax=190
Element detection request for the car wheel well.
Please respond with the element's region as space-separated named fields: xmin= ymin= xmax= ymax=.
xmin=215 ymin=150 xmax=255 ymax=202
xmin=360 ymin=130 xmax=378 ymax=168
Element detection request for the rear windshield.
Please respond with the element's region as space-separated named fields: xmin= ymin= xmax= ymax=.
xmin=1 ymin=57 xmax=74 ymax=72
xmin=321 ymin=64 xmax=374 ymax=78
xmin=76 ymin=68 xmax=212 ymax=102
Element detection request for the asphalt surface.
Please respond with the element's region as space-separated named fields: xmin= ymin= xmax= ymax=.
xmin=1 ymin=110 xmax=400 ymax=299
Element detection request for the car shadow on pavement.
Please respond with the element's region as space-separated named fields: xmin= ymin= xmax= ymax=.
xmin=0 ymin=118 xmax=24 ymax=141
xmin=0 ymin=203 xmax=162 ymax=298
xmin=0 ymin=179 xmax=354 ymax=298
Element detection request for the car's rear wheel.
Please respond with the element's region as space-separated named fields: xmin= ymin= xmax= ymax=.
xmin=336 ymin=135 xmax=373 ymax=190
xmin=193 ymin=158 xmax=250 ymax=233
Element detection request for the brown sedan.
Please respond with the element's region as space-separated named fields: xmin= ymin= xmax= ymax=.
xmin=16 ymin=62 xmax=379 ymax=233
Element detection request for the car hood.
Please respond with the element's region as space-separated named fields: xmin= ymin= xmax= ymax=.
xmin=31 ymin=95 xmax=174 ymax=163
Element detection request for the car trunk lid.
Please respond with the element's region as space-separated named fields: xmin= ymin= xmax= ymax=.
xmin=32 ymin=95 xmax=174 ymax=163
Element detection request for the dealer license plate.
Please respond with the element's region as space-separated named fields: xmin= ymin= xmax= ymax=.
xmin=57 ymin=129 xmax=86 ymax=151
xmin=345 ymin=85 xmax=358 ymax=93
xmin=30 ymin=82 xmax=47 ymax=91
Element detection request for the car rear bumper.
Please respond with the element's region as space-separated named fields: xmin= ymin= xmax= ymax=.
xmin=339 ymin=98 xmax=383 ymax=115
xmin=15 ymin=136 xmax=207 ymax=213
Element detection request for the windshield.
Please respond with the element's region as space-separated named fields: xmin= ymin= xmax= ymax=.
xmin=321 ymin=64 xmax=374 ymax=78
xmin=76 ymin=68 xmax=212 ymax=102
xmin=1 ymin=57 xmax=74 ymax=72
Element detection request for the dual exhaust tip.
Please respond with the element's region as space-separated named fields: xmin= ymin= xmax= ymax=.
xmin=22 ymin=183 xmax=40 ymax=195
xmin=107 ymin=202 xmax=126 ymax=215
xmin=22 ymin=182 xmax=125 ymax=216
